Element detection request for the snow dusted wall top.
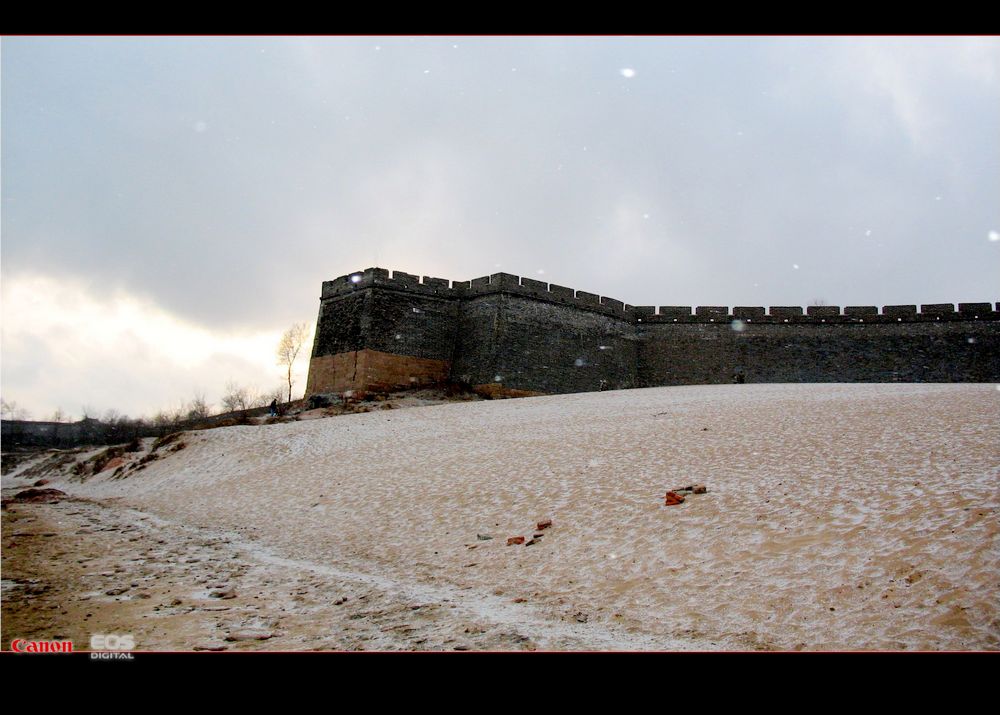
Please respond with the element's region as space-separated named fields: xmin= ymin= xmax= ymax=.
xmin=307 ymin=267 xmax=1000 ymax=395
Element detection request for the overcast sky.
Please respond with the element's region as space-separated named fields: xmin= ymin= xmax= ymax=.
xmin=2 ymin=36 xmax=998 ymax=420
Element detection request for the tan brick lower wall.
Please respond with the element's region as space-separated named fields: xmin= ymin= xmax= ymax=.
xmin=472 ymin=383 xmax=547 ymax=400
xmin=306 ymin=350 xmax=451 ymax=395
xmin=305 ymin=353 xmax=360 ymax=395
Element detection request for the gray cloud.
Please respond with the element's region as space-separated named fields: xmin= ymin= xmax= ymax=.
xmin=5 ymin=37 xmax=998 ymax=317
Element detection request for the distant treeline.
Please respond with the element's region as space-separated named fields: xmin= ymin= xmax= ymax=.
xmin=1 ymin=400 xmax=303 ymax=451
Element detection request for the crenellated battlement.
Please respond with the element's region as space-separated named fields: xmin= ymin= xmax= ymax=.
xmin=321 ymin=267 xmax=636 ymax=318
xmin=321 ymin=267 xmax=1000 ymax=324
xmin=637 ymin=302 xmax=1000 ymax=324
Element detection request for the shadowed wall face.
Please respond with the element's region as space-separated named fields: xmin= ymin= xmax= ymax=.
xmin=448 ymin=294 xmax=637 ymax=394
xmin=638 ymin=321 xmax=1000 ymax=385
xmin=310 ymin=292 xmax=368 ymax=358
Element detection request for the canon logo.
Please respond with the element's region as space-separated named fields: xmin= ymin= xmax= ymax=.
xmin=10 ymin=639 xmax=74 ymax=653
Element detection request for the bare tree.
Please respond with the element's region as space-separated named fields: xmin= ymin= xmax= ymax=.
xmin=49 ymin=408 xmax=69 ymax=423
xmin=152 ymin=408 xmax=183 ymax=430
xmin=221 ymin=381 xmax=263 ymax=413
xmin=276 ymin=323 xmax=311 ymax=403
xmin=1 ymin=398 xmax=31 ymax=421
xmin=186 ymin=392 xmax=212 ymax=421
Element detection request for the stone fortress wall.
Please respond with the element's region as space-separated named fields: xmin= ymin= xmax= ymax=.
xmin=305 ymin=267 xmax=1000 ymax=397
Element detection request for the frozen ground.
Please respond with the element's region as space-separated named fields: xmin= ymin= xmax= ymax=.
xmin=3 ymin=383 xmax=999 ymax=651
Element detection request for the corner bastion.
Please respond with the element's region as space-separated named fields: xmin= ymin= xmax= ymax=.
xmin=305 ymin=267 xmax=1000 ymax=397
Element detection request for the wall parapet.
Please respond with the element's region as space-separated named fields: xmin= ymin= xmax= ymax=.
xmin=320 ymin=267 xmax=636 ymax=319
xmin=318 ymin=268 xmax=1000 ymax=324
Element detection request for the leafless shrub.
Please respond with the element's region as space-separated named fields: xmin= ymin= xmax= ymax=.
xmin=186 ymin=393 xmax=213 ymax=421
xmin=220 ymin=381 xmax=264 ymax=413
xmin=1 ymin=398 xmax=31 ymax=420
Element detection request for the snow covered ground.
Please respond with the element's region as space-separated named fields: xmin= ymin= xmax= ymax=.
xmin=4 ymin=383 xmax=998 ymax=651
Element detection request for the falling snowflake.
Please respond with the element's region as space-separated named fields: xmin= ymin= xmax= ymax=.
xmin=574 ymin=358 xmax=585 ymax=367
xmin=989 ymin=231 xmax=1000 ymax=242
xmin=194 ymin=121 xmax=208 ymax=133
xmin=731 ymin=320 xmax=746 ymax=332
xmin=620 ymin=68 xmax=636 ymax=78
xmin=350 ymin=274 xmax=362 ymax=283
xmin=537 ymin=269 xmax=545 ymax=275
xmin=494 ymin=374 xmax=503 ymax=382
xmin=792 ymin=264 xmax=800 ymax=270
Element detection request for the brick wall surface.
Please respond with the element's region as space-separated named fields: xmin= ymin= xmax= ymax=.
xmin=305 ymin=350 xmax=450 ymax=394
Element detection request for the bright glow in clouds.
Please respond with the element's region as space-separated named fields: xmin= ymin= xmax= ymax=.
xmin=1 ymin=274 xmax=306 ymax=419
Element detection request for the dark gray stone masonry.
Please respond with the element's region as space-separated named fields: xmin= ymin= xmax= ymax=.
xmin=309 ymin=268 xmax=1000 ymax=395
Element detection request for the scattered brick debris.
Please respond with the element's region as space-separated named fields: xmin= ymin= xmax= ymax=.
xmin=664 ymin=491 xmax=685 ymax=506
